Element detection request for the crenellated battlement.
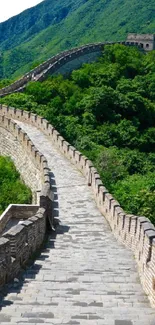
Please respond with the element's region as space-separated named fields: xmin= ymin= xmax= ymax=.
xmin=0 ymin=111 xmax=53 ymax=284
xmin=0 ymin=39 xmax=143 ymax=98
xmin=127 ymin=33 xmax=155 ymax=51
xmin=0 ymin=104 xmax=155 ymax=307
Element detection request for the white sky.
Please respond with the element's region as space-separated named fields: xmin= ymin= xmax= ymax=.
xmin=0 ymin=0 xmax=44 ymax=23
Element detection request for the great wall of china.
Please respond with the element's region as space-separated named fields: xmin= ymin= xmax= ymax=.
xmin=0 ymin=38 xmax=148 ymax=98
xmin=0 ymin=36 xmax=155 ymax=324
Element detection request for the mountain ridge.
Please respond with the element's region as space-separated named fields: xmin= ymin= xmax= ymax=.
xmin=0 ymin=0 xmax=155 ymax=79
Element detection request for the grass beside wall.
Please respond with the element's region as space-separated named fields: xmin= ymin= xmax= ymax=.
xmin=0 ymin=156 xmax=32 ymax=214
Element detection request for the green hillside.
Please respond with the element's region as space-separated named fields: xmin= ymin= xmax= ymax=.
xmin=0 ymin=0 xmax=155 ymax=79
xmin=1 ymin=45 xmax=155 ymax=223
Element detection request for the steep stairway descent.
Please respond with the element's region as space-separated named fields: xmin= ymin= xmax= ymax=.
xmin=0 ymin=121 xmax=155 ymax=325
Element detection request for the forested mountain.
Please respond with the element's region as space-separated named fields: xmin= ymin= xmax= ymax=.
xmin=0 ymin=0 xmax=155 ymax=79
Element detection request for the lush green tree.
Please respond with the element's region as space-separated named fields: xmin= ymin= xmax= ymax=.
xmin=112 ymin=173 xmax=155 ymax=224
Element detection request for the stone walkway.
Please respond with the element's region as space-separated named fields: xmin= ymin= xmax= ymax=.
xmin=0 ymin=122 xmax=155 ymax=325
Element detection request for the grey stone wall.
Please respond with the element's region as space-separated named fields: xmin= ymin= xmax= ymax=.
xmin=0 ymin=38 xmax=147 ymax=98
xmin=0 ymin=204 xmax=39 ymax=234
xmin=1 ymin=104 xmax=154 ymax=307
xmin=0 ymin=207 xmax=46 ymax=284
xmin=127 ymin=33 xmax=155 ymax=51
xmin=0 ymin=112 xmax=53 ymax=287
xmin=0 ymin=41 xmax=129 ymax=97
xmin=52 ymin=51 xmax=102 ymax=77
xmin=0 ymin=126 xmax=41 ymax=202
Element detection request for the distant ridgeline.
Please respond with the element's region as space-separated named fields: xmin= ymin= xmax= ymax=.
xmin=0 ymin=33 xmax=155 ymax=98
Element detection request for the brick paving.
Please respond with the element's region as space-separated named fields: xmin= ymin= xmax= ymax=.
xmin=0 ymin=121 xmax=155 ymax=325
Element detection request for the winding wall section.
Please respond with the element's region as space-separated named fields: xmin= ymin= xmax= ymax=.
xmin=0 ymin=105 xmax=155 ymax=314
xmin=0 ymin=41 xmax=140 ymax=97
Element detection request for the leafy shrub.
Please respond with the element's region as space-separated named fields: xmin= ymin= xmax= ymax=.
xmin=0 ymin=156 xmax=32 ymax=214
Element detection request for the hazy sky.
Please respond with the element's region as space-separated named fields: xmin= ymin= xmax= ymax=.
xmin=0 ymin=0 xmax=44 ymax=23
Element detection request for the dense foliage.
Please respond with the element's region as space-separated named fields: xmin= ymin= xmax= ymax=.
xmin=0 ymin=45 xmax=155 ymax=224
xmin=0 ymin=0 xmax=155 ymax=78
xmin=0 ymin=156 xmax=32 ymax=214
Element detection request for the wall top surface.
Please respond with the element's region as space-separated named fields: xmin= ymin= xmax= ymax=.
xmin=127 ymin=33 xmax=155 ymax=41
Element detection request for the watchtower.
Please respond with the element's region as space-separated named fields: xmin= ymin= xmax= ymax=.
xmin=127 ymin=33 xmax=155 ymax=51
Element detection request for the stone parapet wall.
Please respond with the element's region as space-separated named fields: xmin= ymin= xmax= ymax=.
xmin=127 ymin=33 xmax=155 ymax=51
xmin=0 ymin=41 xmax=138 ymax=97
xmin=0 ymin=110 xmax=53 ymax=287
xmin=0 ymin=104 xmax=154 ymax=307
xmin=0 ymin=207 xmax=46 ymax=285
xmin=127 ymin=33 xmax=155 ymax=41
xmin=0 ymin=113 xmax=51 ymax=186
xmin=0 ymin=204 xmax=39 ymax=234
xmin=0 ymin=124 xmax=42 ymax=201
